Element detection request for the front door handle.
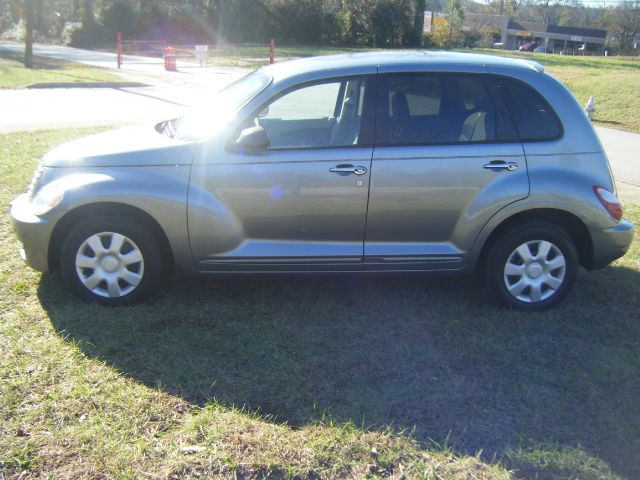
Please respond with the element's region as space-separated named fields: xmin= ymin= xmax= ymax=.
xmin=483 ymin=160 xmax=518 ymax=171
xmin=330 ymin=164 xmax=368 ymax=175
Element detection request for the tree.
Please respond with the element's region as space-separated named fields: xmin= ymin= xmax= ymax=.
xmin=525 ymin=0 xmax=566 ymax=25
xmin=412 ymin=0 xmax=426 ymax=46
xmin=270 ymin=0 xmax=325 ymax=44
xmin=446 ymin=0 xmax=464 ymax=47
xmin=214 ymin=0 xmax=273 ymax=43
xmin=24 ymin=0 xmax=34 ymax=68
xmin=372 ymin=0 xmax=414 ymax=47
xmin=607 ymin=1 xmax=640 ymax=54
xmin=484 ymin=0 xmax=521 ymax=16
xmin=429 ymin=15 xmax=450 ymax=47
xmin=81 ymin=0 xmax=94 ymax=29
xmin=335 ymin=0 xmax=376 ymax=46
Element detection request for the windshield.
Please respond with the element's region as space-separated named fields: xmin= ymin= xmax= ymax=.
xmin=158 ymin=70 xmax=271 ymax=141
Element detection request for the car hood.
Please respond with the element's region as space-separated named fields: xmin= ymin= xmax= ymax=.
xmin=42 ymin=125 xmax=197 ymax=167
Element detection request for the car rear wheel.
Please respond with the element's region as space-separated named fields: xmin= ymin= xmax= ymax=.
xmin=60 ymin=216 xmax=161 ymax=305
xmin=485 ymin=223 xmax=579 ymax=310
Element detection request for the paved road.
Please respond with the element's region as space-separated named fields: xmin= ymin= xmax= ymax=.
xmin=0 ymin=87 xmax=188 ymax=133
xmin=0 ymin=42 xmax=243 ymax=87
xmin=0 ymin=43 xmax=246 ymax=132
xmin=593 ymin=126 xmax=640 ymax=202
xmin=1 ymin=43 xmax=638 ymax=201
xmin=595 ymin=126 xmax=640 ymax=187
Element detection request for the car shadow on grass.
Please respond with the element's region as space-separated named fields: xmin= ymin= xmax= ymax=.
xmin=39 ymin=266 xmax=640 ymax=479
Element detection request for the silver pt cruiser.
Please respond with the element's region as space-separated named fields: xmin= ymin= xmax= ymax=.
xmin=10 ymin=52 xmax=634 ymax=309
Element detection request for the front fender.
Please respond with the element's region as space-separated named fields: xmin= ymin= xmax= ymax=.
xmin=50 ymin=166 xmax=194 ymax=273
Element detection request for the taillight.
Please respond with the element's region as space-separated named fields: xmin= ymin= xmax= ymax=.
xmin=593 ymin=186 xmax=623 ymax=220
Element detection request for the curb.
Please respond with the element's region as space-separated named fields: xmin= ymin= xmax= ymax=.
xmin=25 ymin=81 xmax=149 ymax=89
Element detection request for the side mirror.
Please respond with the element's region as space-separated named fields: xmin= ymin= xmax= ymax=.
xmin=233 ymin=126 xmax=270 ymax=153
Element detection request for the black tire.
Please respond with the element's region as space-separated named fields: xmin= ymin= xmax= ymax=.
xmin=60 ymin=216 xmax=161 ymax=305
xmin=484 ymin=223 xmax=579 ymax=310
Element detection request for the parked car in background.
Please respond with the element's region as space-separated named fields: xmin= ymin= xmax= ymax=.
xmin=10 ymin=51 xmax=634 ymax=309
xmin=519 ymin=41 xmax=539 ymax=52
xmin=533 ymin=45 xmax=547 ymax=53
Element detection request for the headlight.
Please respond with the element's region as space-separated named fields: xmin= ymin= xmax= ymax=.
xmin=31 ymin=185 xmax=64 ymax=215
xmin=27 ymin=160 xmax=45 ymax=198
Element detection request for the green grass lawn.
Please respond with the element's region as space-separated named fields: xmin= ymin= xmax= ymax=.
xmin=1 ymin=128 xmax=639 ymax=479
xmin=543 ymin=64 xmax=640 ymax=132
xmin=0 ymin=50 xmax=120 ymax=89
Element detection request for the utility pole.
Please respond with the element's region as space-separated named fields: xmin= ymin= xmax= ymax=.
xmin=24 ymin=0 xmax=34 ymax=68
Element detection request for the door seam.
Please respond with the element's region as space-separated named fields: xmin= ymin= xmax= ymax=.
xmin=361 ymin=67 xmax=379 ymax=261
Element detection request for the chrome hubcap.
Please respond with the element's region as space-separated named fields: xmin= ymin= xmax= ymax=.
xmin=75 ymin=232 xmax=144 ymax=298
xmin=503 ymin=240 xmax=566 ymax=303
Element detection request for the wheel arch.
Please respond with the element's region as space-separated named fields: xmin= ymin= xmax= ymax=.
xmin=48 ymin=202 xmax=174 ymax=273
xmin=475 ymin=208 xmax=593 ymax=271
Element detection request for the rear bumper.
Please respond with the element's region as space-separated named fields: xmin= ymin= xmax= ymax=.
xmin=588 ymin=218 xmax=634 ymax=270
xmin=9 ymin=194 xmax=55 ymax=272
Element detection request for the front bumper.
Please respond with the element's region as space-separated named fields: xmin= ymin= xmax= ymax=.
xmin=588 ymin=218 xmax=635 ymax=270
xmin=9 ymin=194 xmax=55 ymax=272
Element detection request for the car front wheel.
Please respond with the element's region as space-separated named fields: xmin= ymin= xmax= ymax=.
xmin=60 ymin=216 xmax=161 ymax=305
xmin=485 ymin=223 xmax=579 ymax=310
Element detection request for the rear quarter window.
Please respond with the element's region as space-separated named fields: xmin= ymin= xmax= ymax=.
xmin=492 ymin=76 xmax=562 ymax=141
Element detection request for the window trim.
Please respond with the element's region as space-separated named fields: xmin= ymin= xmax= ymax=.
xmin=229 ymin=74 xmax=377 ymax=153
xmin=480 ymin=76 xmax=520 ymax=142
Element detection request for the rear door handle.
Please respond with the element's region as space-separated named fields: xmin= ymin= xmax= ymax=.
xmin=330 ymin=164 xmax=368 ymax=175
xmin=483 ymin=160 xmax=518 ymax=171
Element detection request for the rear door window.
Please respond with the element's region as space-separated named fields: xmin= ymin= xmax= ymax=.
xmin=379 ymin=73 xmax=497 ymax=145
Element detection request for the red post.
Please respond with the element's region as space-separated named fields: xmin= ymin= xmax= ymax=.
xmin=117 ymin=32 xmax=122 ymax=69
xmin=269 ymin=38 xmax=275 ymax=64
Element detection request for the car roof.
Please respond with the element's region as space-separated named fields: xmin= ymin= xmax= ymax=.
xmin=261 ymin=50 xmax=544 ymax=82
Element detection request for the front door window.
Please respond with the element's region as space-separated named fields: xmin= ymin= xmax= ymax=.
xmin=248 ymin=78 xmax=369 ymax=149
